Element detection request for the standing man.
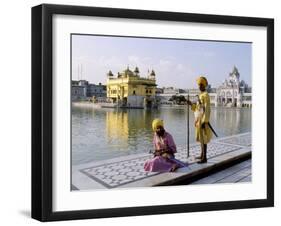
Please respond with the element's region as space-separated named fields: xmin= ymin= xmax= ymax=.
xmin=187 ymin=76 xmax=212 ymax=163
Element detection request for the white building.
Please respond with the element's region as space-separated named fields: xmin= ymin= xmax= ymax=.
xmin=216 ymin=66 xmax=251 ymax=107
xmin=156 ymin=66 xmax=252 ymax=108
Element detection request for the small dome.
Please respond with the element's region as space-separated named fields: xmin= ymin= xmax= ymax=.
xmin=150 ymin=69 xmax=156 ymax=76
xmin=122 ymin=66 xmax=134 ymax=76
xmin=231 ymin=65 xmax=240 ymax=78
xmin=107 ymin=70 xmax=113 ymax=76
xmin=134 ymin=67 xmax=139 ymax=74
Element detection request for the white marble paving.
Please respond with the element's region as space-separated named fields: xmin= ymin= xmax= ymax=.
xmin=72 ymin=132 xmax=251 ymax=189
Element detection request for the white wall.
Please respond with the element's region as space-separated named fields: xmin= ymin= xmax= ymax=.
xmin=0 ymin=0 xmax=279 ymax=225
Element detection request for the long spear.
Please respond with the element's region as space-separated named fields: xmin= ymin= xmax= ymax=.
xmin=187 ymin=90 xmax=190 ymax=158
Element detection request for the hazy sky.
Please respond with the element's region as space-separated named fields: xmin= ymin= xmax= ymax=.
xmin=71 ymin=34 xmax=252 ymax=89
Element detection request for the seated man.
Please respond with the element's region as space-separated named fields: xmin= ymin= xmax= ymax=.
xmin=144 ymin=118 xmax=187 ymax=172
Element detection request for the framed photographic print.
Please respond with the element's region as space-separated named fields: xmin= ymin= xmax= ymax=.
xmin=32 ymin=4 xmax=274 ymax=221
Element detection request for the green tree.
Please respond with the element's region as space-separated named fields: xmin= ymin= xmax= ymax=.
xmin=169 ymin=95 xmax=187 ymax=105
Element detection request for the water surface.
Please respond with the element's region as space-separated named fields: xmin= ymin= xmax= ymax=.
xmin=72 ymin=106 xmax=251 ymax=165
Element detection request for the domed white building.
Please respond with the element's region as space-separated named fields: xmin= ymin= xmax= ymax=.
xmin=216 ymin=66 xmax=251 ymax=107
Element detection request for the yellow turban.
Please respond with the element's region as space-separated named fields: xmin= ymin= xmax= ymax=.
xmin=196 ymin=76 xmax=208 ymax=88
xmin=152 ymin=118 xmax=164 ymax=132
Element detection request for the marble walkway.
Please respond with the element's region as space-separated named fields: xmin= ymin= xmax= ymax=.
xmin=72 ymin=132 xmax=251 ymax=190
xmin=191 ymin=159 xmax=252 ymax=184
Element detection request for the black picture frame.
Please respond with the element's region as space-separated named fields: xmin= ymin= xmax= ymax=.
xmin=32 ymin=3 xmax=274 ymax=222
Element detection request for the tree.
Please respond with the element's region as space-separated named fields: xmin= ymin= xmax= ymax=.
xmin=169 ymin=95 xmax=187 ymax=105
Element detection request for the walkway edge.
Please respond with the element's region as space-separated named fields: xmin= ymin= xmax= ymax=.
xmin=119 ymin=147 xmax=251 ymax=188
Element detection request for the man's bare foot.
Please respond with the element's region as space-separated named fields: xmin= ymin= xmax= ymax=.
xmin=197 ymin=159 xmax=207 ymax=164
xmin=170 ymin=164 xmax=178 ymax=172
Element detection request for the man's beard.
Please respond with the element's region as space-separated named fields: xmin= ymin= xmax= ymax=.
xmin=156 ymin=129 xmax=165 ymax=137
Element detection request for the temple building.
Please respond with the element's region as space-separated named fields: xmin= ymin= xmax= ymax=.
xmin=106 ymin=66 xmax=158 ymax=108
xmin=155 ymin=66 xmax=251 ymax=108
xmin=216 ymin=66 xmax=252 ymax=107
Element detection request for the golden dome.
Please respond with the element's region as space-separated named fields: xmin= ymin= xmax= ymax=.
xmin=121 ymin=66 xmax=134 ymax=77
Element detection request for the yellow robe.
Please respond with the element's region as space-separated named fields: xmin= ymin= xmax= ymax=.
xmin=191 ymin=91 xmax=212 ymax=144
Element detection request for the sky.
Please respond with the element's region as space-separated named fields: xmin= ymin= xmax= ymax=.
xmin=71 ymin=34 xmax=252 ymax=89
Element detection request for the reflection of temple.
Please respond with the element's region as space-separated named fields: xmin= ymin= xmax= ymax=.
xmin=105 ymin=109 xmax=154 ymax=145
xmin=211 ymin=107 xmax=248 ymax=135
xmin=216 ymin=66 xmax=252 ymax=107
xmin=106 ymin=66 xmax=158 ymax=108
xmin=106 ymin=110 xmax=129 ymax=145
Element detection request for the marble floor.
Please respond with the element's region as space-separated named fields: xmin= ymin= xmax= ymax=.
xmin=72 ymin=132 xmax=251 ymax=190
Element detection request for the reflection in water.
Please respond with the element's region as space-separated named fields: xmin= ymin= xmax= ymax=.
xmin=72 ymin=106 xmax=251 ymax=165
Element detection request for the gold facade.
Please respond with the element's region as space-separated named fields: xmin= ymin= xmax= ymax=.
xmin=106 ymin=67 xmax=157 ymax=104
